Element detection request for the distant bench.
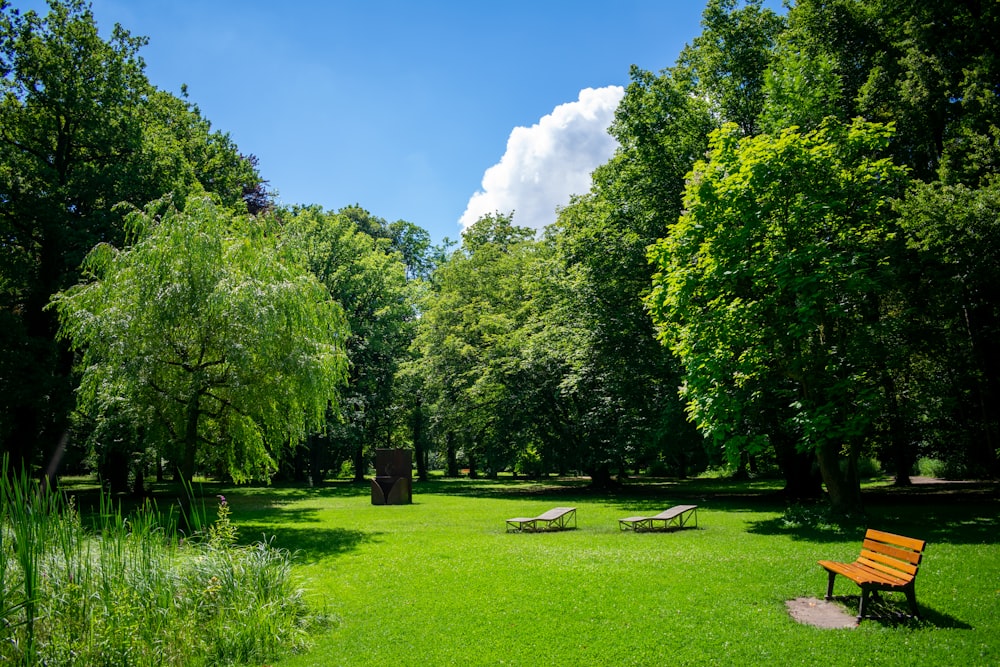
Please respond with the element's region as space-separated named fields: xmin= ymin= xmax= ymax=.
xmin=505 ymin=507 xmax=577 ymax=533
xmin=818 ymin=528 xmax=926 ymax=620
xmin=619 ymin=504 xmax=698 ymax=532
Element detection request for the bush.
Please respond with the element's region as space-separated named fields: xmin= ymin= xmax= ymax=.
xmin=514 ymin=445 xmax=544 ymax=479
xmin=856 ymin=456 xmax=882 ymax=479
xmin=916 ymin=457 xmax=948 ymax=478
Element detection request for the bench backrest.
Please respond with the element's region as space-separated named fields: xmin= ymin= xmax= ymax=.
xmin=653 ymin=504 xmax=697 ymax=520
xmin=858 ymin=529 xmax=925 ymax=584
xmin=536 ymin=507 xmax=574 ymax=521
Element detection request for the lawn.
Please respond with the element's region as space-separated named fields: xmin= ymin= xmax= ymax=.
xmin=195 ymin=476 xmax=1000 ymax=667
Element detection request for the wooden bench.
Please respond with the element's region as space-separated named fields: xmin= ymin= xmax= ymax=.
xmin=505 ymin=507 xmax=576 ymax=533
xmin=818 ymin=528 xmax=926 ymax=620
xmin=619 ymin=504 xmax=698 ymax=532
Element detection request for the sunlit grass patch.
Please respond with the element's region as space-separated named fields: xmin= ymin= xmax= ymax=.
xmin=254 ymin=477 xmax=1000 ymax=667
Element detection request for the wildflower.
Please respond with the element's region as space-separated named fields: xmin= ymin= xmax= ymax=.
xmin=217 ymin=494 xmax=227 ymax=506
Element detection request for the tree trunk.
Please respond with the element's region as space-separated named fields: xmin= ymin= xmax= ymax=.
xmin=181 ymin=392 xmax=201 ymax=482
xmin=411 ymin=397 xmax=428 ymax=482
xmin=587 ymin=464 xmax=616 ymax=490
xmin=774 ymin=434 xmax=822 ymax=500
xmin=881 ymin=366 xmax=914 ymax=486
xmin=352 ymin=444 xmax=366 ymax=482
xmin=445 ymin=432 xmax=459 ymax=477
xmin=102 ymin=448 xmax=130 ymax=494
xmin=815 ymin=441 xmax=863 ymax=514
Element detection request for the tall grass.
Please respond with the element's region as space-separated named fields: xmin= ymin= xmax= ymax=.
xmin=0 ymin=462 xmax=326 ymax=666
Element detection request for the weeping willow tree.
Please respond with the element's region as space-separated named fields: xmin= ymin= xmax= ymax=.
xmin=52 ymin=194 xmax=350 ymax=482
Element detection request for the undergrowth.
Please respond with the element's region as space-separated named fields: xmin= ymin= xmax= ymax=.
xmin=0 ymin=463 xmax=327 ymax=666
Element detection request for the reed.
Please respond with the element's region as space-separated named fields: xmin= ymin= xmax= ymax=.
xmin=0 ymin=460 xmax=322 ymax=666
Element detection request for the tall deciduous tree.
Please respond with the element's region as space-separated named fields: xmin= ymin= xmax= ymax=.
xmin=52 ymin=195 xmax=349 ymax=482
xmin=647 ymin=120 xmax=910 ymax=512
xmin=778 ymin=0 xmax=1000 ymax=185
xmin=895 ymin=180 xmax=1000 ymax=475
xmin=676 ymin=0 xmax=785 ymax=137
xmin=412 ymin=213 xmax=536 ymax=477
xmin=1 ymin=0 xmax=263 ymax=476
xmin=281 ymin=205 xmax=412 ymax=482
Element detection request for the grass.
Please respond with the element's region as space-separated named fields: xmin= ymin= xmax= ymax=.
xmin=187 ymin=475 xmax=1000 ymax=667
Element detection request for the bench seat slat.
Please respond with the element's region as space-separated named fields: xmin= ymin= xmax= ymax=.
xmin=817 ymin=560 xmax=906 ymax=587
xmin=852 ymin=560 xmax=912 ymax=586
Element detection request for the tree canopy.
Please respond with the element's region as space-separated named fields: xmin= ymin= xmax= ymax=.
xmin=52 ymin=195 xmax=349 ymax=482
xmin=3 ymin=0 xmax=997 ymax=505
xmin=647 ymin=120 xmax=911 ymax=510
xmin=1 ymin=0 xmax=264 ymax=478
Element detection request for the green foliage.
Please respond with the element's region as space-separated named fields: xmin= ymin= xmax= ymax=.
xmin=51 ymin=195 xmax=349 ymax=482
xmin=0 ymin=465 xmax=324 ymax=666
xmin=676 ymin=0 xmax=785 ymax=136
xmin=412 ymin=213 xmax=537 ymax=475
xmin=781 ymin=0 xmax=1000 ymax=185
xmin=894 ymin=180 xmax=1000 ymax=474
xmin=281 ymin=205 xmax=414 ymax=481
xmin=648 ymin=119 xmax=910 ymax=510
xmin=916 ymin=457 xmax=947 ymax=479
xmin=760 ymin=44 xmax=843 ymax=133
xmin=544 ymin=62 xmax=714 ymax=482
xmin=1 ymin=0 xmax=265 ymax=473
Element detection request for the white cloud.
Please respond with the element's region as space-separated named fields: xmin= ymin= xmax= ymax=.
xmin=460 ymin=85 xmax=624 ymax=233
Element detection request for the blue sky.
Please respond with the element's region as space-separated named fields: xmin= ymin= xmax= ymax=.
xmin=21 ymin=1 xmax=745 ymax=245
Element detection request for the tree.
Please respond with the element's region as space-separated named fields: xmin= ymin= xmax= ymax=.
xmin=647 ymin=120 xmax=910 ymax=512
xmin=757 ymin=0 xmax=1000 ymax=483
xmin=281 ymin=205 xmax=413 ymax=482
xmin=412 ymin=213 xmax=537 ymax=478
xmin=895 ymin=179 xmax=1000 ymax=476
xmin=675 ymin=0 xmax=785 ymax=137
xmin=526 ymin=0 xmax=785 ymax=486
xmin=778 ymin=0 xmax=1000 ymax=185
xmin=287 ymin=204 xmax=441 ymax=482
xmin=0 ymin=0 xmax=264 ymax=476
xmin=52 ymin=195 xmax=349 ymax=482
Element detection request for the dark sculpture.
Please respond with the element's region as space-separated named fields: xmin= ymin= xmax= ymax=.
xmin=371 ymin=449 xmax=412 ymax=505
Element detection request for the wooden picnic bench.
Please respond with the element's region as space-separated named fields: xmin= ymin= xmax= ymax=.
xmin=619 ymin=504 xmax=698 ymax=532
xmin=818 ymin=528 xmax=926 ymax=621
xmin=505 ymin=507 xmax=577 ymax=533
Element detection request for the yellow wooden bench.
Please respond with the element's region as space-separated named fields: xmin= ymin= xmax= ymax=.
xmin=818 ymin=528 xmax=926 ymax=621
xmin=619 ymin=504 xmax=698 ymax=532
xmin=505 ymin=507 xmax=576 ymax=533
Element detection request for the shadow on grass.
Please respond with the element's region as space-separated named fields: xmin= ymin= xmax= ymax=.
xmin=745 ymin=496 xmax=999 ymax=546
xmin=65 ymin=474 xmax=996 ymax=548
xmin=826 ymin=595 xmax=973 ymax=630
xmin=234 ymin=525 xmax=377 ymax=564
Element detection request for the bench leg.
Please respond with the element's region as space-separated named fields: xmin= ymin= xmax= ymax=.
xmin=904 ymin=585 xmax=920 ymax=618
xmin=858 ymin=588 xmax=870 ymax=621
xmin=825 ymin=571 xmax=837 ymax=600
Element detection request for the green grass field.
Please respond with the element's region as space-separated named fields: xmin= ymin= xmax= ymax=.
xmin=198 ymin=476 xmax=1000 ymax=667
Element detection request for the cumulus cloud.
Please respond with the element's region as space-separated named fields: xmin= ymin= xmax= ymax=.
xmin=460 ymin=85 xmax=624 ymax=233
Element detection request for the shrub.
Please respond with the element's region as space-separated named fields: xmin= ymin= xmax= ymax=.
xmin=916 ymin=457 xmax=948 ymax=478
xmin=856 ymin=456 xmax=882 ymax=479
